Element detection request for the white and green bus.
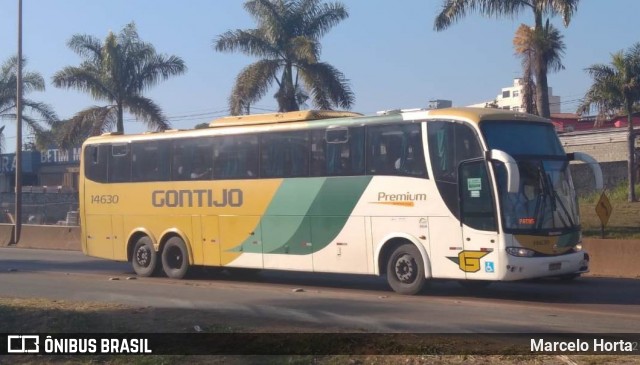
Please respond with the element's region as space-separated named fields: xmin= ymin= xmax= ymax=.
xmin=80 ymin=107 xmax=602 ymax=295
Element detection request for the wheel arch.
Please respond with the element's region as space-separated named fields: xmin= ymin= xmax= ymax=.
xmin=375 ymin=233 xmax=432 ymax=278
xmin=158 ymin=228 xmax=194 ymax=265
xmin=126 ymin=228 xmax=157 ymax=263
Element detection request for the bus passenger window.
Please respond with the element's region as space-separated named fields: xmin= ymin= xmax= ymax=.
xmin=367 ymin=123 xmax=427 ymax=178
xmin=132 ymin=141 xmax=170 ymax=182
xmin=84 ymin=145 xmax=108 ymax=183
xmin=310 ymin=130 xmax=327 ymax=176
xmin=214 ymin=134 xmax=258 ymax=179
xmin=428 ymin=121 xmax=482 ymax=183
xmin=172 ymin=138 xmax=214 ymax=181
xmin=108 ymin=144 xmax=131 ymax=183
xmin=261 ymin=131 xmax=309 ymax=178
xmin=321 ymin=126 xmax=364 ymax=176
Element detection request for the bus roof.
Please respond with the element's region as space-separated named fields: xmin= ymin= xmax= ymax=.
xmin=208 ymin=110 xmax=363 ymax=128
xmin=423 ymin=107 xmax=550 ymax=124
xmin=83 ymin=107 xmax=551 ymax=146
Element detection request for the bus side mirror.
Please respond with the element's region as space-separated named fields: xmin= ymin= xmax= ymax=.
xmin=567 ymin=152 xmax=603 ymax=190
xmin=487 ymin=149 xmax=520 ymax=194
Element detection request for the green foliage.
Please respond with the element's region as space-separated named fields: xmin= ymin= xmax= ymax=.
xmin=578 ymin=43 xmax=640 ymax=201
xmin=0 ymin=56 xmax=59 ymax=151
xmin=214 ymin=0 xmax=354 ymax=115
xmin=434 ymin=0 xmax=579 ymax=118
xmin=53 ymin=22 xmax=187 ymax=142
xmin=579 ymin=182 xmax=640 ymax=204
xmin=577 ymin=43 xmax=640 ymax=121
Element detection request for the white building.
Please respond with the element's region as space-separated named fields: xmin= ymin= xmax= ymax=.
xmin=468 ymin=78 xmax=560 ymax=113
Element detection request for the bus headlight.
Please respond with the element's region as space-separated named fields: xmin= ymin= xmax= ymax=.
xmin=574 ymin=243 xmax=583 ymax=251
xmin=506 ymin=247 xmax=535 ymax=257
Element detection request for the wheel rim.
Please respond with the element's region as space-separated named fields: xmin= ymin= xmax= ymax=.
xmin=135 ymin=245 xmax=151 ymax=268
xmin=166 ymin=246 xmax=183 ymax=270
xmin=394 ymin=253 xmax=417 ymax=283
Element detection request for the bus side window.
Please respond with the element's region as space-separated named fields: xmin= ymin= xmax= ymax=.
xmin=322 ymin=126 xmax=364 ymax=176
xmin=261 ymin=131 xmax=309 ymax=178
xmin=455 ymin=123 xmax=483 ymax=163
xmin=310 ymin=130 xmax=326 ymax=176
xmin=108 ymin=144 xmax=131 ymax=183
xmin=366 ymin=123 xmax=427 ymax=178
xmin=84 ymin=144 xmax=108 ymax=183
xmin=214 ymin=134 xmax=258 ymax=179
xmin=428 ymin=121 xmax=456 ymax=182
xmin=132 ymin=141 xmax=170 ymax=182
xmin=172 ymin=137 xmax=214 ymax=181
xmin=427 ymin=121 xmax=482 ymax=183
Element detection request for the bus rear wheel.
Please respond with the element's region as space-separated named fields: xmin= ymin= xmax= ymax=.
xmin=386 ymin=243 xmax=426 ymax=295
xmin=132 ymin=236 xmax=157 ymax=277
xmin=161 ymin=237 xmax=190 ymax=279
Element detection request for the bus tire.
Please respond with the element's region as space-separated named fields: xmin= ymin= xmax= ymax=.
xmin=131 ymin=236 xmax=157 ymax=277
xmin=161 ymin=237 xmax=190 ymax=279
xmin=386 ymin=243 xmax=426 ymax=295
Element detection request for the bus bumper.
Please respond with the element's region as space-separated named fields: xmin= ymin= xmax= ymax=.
xmin=501 ymin=250 xmax=589 ymax=281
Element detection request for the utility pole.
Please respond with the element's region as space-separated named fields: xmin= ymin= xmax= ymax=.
xmin=14 ymin=0 xmax=23 ymax=244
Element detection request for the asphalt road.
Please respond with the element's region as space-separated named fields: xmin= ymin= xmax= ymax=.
xmin=1 ymin=247 xmax=639 ymax=333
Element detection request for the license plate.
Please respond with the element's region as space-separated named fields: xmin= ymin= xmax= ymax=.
xmin=549 ymin=262 xmax=562 ymax=271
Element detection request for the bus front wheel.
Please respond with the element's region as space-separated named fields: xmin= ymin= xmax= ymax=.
xmin=132 ymin=236 xmax=157 ymax=277
xmin=386 ymin=243 xmax=426 ymax=295
xmin=161 ymin=237 xmax=190 ymax=279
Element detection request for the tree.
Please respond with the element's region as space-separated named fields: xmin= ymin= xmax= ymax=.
xmin=484 ymin=99 xmax=499 ymax=108
xmin=194 ymin=122 xmax=209 ymax=129
xmin=577 ymin=43 xmax=640 ymax=202
xmin=513 ymin=21 xmax=565 ymax=114
xmin=214 ymin=0 xmax=354 ymax=115
xmin=434 ymin=0 xmax=579 ymax=118
xmin=52 ymin=22 xmax=186 ymax=140
xmin=0 ymin=56 xmax=58 ymax=148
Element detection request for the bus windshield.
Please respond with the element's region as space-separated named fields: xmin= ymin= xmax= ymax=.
xmin=481 ymin=121 xmax=580 ymax=233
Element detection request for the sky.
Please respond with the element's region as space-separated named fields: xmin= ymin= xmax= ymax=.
xmin=1 ymin=0 xmax=640 ymax=145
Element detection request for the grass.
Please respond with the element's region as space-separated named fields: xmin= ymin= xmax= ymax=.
xmin=579 ymin=183 xmax=640 ymax=239
xmin=0 ymin=297 xmax=638 ymax=364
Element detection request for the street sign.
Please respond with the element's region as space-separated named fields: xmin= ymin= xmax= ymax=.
xmin=595 ymin=191 xmax=613 ymax=227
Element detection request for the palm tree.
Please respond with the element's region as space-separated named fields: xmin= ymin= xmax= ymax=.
xmin=577 ymin=43 xmax=640 ymax=202
xmin=0 ymin=56 xmax=58 ymax=141
xmin=53 ymin=22 xmax=186 ymax=138
xmin=214 ymin=0 xmax=354 ymax=115
xmin=513 ymin=21 xmax=565 ymax=114
xmin=434 ymin=0 xmax=579 ymax=118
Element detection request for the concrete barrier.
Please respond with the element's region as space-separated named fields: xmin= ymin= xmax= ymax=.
xmin=581 ymin=238 xmax=640 ymax=279
xmin=0 ymin=225 xmax=637 ymax=279
xmin=0 ymin=224 xmax=81 ymax=251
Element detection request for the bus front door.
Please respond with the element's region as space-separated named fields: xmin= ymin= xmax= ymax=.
xmin=459 ymin=159 xmax=500 ymax=280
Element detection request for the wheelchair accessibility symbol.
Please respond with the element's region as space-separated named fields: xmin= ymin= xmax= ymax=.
xmin=485 ymin=261 xmax=495 ymax=273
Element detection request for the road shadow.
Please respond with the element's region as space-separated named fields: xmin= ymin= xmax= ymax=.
xmin=186 ymin=269 xmax=640 ymax=306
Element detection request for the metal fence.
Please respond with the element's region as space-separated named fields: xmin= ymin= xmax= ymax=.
xmin=0 ymin=192 xmax=79 ymax=226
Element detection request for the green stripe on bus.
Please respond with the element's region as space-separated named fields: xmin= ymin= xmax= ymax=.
xmin=230 ymin=176 xmax=372 ymax=255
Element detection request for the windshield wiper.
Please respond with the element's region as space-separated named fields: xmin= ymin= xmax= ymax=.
xmin=546 ymin=172 xmax=575 ymax=228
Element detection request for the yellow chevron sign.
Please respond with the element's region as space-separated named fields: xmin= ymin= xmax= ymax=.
xmin=595 ymin=191 xmax=612 ymax=226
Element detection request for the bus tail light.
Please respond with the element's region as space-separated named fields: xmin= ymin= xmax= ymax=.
xmin=506 ymin=247 xmax=535 ymax=257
